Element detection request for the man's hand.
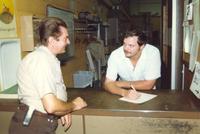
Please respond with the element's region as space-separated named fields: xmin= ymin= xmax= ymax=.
xmin=125 ymin=89 xmax=141 ymax=100
xmin=72 ymin=97 xmax=87 ymax=111
xmin=60 ymin=114 xmax=72 ymax=132
xmin=125 ymin=85 xmax=141 ymax=100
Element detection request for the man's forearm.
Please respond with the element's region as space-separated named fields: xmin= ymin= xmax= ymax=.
xmin=129 ymin=80 xmax=156 ymax=90
xmin=52 ymin=101 xmax=75 ymax=116
xmin=42 ymin=94 xmax=76 ymax=116
xmin=104 ymin=82 xmax=128 ymax=96
xmin=115 ymin=80 xmax=156 ymax=90
xmin=115 ymin=81 xmax=131 ymax=88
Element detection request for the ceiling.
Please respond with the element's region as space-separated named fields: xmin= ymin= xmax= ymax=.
xmin=97 ymin=0 xmax=161 ymax=22
xmin=97 ymin=0 xmax=131 ymax=20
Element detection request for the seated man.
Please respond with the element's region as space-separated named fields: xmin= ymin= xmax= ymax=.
xmin=104 ymin=30 xmax=161 ymax=97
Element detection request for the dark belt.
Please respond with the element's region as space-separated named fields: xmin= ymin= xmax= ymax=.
xmin=18 ymin=103 xmax=58 ymax=120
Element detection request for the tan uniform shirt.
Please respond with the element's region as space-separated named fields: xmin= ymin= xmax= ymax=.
xmin=18 ymin=46 xmax=67 ymax=113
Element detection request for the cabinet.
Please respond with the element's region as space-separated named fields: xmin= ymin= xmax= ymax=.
xmin=56 ymin=115 xmax=84 ymax=134
xmin=84 ymin=115 xmax=200 ymax=134
xmin=20 ymin=16 xmax=42 ymax=51
xmin=0 ymin=112 xmax=14 ymax=134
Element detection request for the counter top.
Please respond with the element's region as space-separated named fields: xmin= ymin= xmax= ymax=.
xmin=1 ymin=88 xmax=200 ymax=119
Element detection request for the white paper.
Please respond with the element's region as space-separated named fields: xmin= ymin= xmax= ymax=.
xmin=186 ymin=3 xmax=193 ymax=21
xmin=189 ymin=32 xmax=200 ymax=71
xmin=119 ymin=92 xmax=157 ymax=104
xmin=190 ymin=62 xmax=200 ymax=99
xmin=184 ymin=25 xmax=193 ymax=53
xmin=193 ymin=0 xmax=200 ymax=31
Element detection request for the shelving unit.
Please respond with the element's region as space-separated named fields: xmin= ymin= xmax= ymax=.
xmin=74 ymin=19 xmax=100 ymax=39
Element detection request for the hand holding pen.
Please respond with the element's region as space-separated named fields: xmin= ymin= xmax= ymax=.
xmin=125 ymin=84 xmax=141 ymax=100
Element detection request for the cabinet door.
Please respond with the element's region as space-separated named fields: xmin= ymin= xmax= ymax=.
xmin=0 ymin=112 xmax=14 ymax=134
xmin=85 ymin=115 xmax=200 ymax=134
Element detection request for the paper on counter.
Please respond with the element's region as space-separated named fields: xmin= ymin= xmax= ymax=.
xmin=119 ymin=92 xmax=157 ymax=104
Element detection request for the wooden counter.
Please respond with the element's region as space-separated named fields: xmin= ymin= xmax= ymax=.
xmin=68 ymin=88 xmax=200 ymax=119
xmin=1 ymin=88 xmax=200 ymax=117
xmin=1 ymin=88 xmax=200 ymax=134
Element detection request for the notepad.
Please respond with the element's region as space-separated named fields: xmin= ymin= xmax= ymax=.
xmin=119 ymin=92 xmax=157 ymax=104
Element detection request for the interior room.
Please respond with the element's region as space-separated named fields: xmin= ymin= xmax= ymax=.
xmin=0 ymin=0 xmax=200 ymax=133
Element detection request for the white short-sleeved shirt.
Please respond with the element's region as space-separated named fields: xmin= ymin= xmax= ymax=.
xmin=106 ymin=44 xmax=161 ymax=81
xmin=18 ymin=46 xmax=67 ymax=113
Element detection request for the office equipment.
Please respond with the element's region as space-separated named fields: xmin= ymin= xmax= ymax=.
xmin=73 ymin=71 xmax=93 ymax=88
xmin=0 ymin=39 xmax=20 ymax=91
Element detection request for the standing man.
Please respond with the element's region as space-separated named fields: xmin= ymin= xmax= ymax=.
xmin=9 ymin=17 xmax=87 ymax=134
xmin=104 ymin=30 xmax=161 ymax=97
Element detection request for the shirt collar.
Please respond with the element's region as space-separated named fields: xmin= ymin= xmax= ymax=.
xmin=38 ymin=45 xmax=60 ymax=63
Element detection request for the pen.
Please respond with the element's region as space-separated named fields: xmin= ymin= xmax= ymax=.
xmin=130 ymin=84 xmax=136 ymax=91
xmin=128 ymin=84 xmax=141 ymax=99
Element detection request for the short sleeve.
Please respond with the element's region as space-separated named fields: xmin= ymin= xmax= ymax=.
xmin=106 ymin=53 xmax=118 ymax=80
xmin=144 ymin=48 xmax=161 ymax=80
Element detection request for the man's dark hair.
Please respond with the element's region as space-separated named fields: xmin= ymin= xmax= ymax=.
xmin=124 ymin=30 xmax=147 ymax=46
xmin=38 ymin=17 xmax=67 ymax=46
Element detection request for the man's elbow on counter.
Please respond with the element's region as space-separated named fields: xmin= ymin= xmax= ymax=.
xmin=103 ymin=81 xmax=113 ymax=92
xmin=142 ymin=81 xmax=157 ymax=90
xmin=42 ymin=96 xmax=59 ymax=114
xmin=103 ymin=82 xmax=108 ymax=91
xmin=44 ymin=103 xmax=57 ymax=114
